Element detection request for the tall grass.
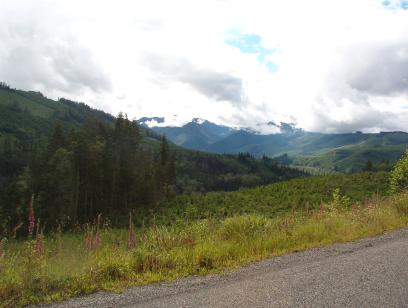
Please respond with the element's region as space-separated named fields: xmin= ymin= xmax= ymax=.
xmin=1 ymin=191 xmax=408 ymax=307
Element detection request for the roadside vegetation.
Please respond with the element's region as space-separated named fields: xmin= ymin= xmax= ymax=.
xmin=2 ymin=166 xmax=408 ymax=306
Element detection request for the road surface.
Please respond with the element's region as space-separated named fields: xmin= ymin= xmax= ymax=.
xmin=50 ymin=228 xmax=408 ymax=307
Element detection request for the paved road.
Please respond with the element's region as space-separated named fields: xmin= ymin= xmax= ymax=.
xmin=51 ymin=228 xmax=408 ymax=308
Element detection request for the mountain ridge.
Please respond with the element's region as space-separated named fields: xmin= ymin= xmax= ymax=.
xmin=139 ymin=116 xmax=408 ymax=172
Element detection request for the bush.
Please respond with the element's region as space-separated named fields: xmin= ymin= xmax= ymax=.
xmin=220 ymin=215 xmax=272 ymax=241
xmin=390 ymin=150 xmax=408 ymax=193
xmin=391 ymin=193 xmax=408 ymax=216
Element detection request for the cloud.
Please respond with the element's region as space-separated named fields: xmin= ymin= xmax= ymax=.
xmin=0 ymin=37 xmax=113 ymax=96
xmin=339 ymin=41 xmax=408 ymax=96
xmin=0 ymin=1 xmax=112 ymax=98
xmin=143 ymin=54 xmax=244 ymax=106
xmin=306 ymin=36 xmax=408 ymax=133
xmin=1 ymin=0 xmax=408 ymax=134
xmin=309 ymin=98 xmax=387 ymax=133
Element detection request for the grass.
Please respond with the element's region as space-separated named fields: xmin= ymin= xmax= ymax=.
xmin=1 ymin=189 xmax=408 ymax=307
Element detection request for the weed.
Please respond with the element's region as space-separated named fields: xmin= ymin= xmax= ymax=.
xmin=1 ymin=191 xmax=408 ymax=306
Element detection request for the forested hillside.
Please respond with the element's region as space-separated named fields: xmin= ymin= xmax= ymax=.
xmin=148 ymin=171 xmax=390 ymax=225
xmin=0 ymin=84 xmax=306 ymax=231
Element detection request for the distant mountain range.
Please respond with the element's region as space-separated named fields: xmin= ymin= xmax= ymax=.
xmin=137 ymin=117 xmax=408 ymax=172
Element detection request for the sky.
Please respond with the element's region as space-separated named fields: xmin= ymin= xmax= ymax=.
xmin=1 ymin=0 xmax=408 ymax=133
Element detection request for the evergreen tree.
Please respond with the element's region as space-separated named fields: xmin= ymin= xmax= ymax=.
xmin=365 ymin=160 xmax=373 ymax=171
xmin=47 ymin=123 xmax=66 ymax=157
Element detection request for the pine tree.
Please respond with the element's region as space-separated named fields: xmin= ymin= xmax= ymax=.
xmin=47 ymin=123 xmax=66 ymax=157
xmin=365 ymin=160 xmax=373 ymax=171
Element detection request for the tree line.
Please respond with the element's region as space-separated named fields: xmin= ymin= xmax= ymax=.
xmin=1 ymin=114 xmax=175 ymax=231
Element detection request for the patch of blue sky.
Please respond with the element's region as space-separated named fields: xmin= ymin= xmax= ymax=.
xmin=225 ymin=33 xmax=262 ymax=53
xmin=225 ymin=32 xmax=278 ymax=72
xmin=264 ymin=61 xmax=278 ymax=73
xmin=382 ymin=0 xmax=408 ymax=9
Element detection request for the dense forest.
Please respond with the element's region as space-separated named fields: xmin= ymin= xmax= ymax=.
xmin=0 ymin=83 xmax=307 ymax=231
xmin=1 ymin=114 xmax=177 ymax=230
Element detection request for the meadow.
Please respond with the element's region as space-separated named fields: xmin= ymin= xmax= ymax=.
xmin=2 ymin=171 xmax=408 ymax=306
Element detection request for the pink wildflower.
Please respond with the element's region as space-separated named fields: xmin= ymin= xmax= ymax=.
xmin=35 ymin=219 xmax=43 ymax=257
xmin=85 ymin=230 xmax=93 ymax=251
xmin=93 ymin=232 xmax=101 ymax=248
xmin=320 ymin=203 xmax=325 ymax=213
xmin=140 ymin=220 xmax=146 ymax=242
xmin=35 ymin=235 xmax=43 ymax=257
xmin=93 ymin=214 xmax=102 ymax=248
xmin=28 ymin=194 xmax=35 ymax=238
xmin=127 ymin=213 xmax=136 ymax=249
xmin=0 ymin=238 xmax=6 ymax=259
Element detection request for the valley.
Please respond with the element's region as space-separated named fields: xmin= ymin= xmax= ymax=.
xmin=1 ymin=85 xmax=408 ymax=307
xmin=139 ymin=117 xmax=408 ymax=173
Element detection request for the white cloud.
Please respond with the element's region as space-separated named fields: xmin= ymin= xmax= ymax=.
xmin=1 ymin=0 xmax=408 ymax=133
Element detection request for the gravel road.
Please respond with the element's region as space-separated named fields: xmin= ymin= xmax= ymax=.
xmin=48 ymin=228 xmax=408 ymax=308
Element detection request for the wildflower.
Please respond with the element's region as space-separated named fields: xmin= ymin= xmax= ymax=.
xmin=93 ymin=214 xmax=102 ymax=248
xmin=28 ymin=194 xmax=35 ymax=238
xmin=113 ymin=238 xmax=121 ymax=249
xmin=93 ymin=232 xmax=101 ymax=248
xmin=0 ymin=238 xmax=6 ymax=259
xmin=35 ymin=236 xmax=43 ymax=257
xmin=127 ymin=212 xmax=136 ymax=249
xmin=85 ymin=229 xmax=93 ymax=251
xmin=367 ymin=202 xmax=375 ymax=209
xmin=35 ymin=219 xmax=43 ymax=257
xmin=140 ymin=220 xmax=146 ymax=242
xmin=320 ymin=203 xmax=325 ymax=212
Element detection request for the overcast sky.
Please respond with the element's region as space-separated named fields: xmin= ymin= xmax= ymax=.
xmin=1 ymin=0 xmax=408 ymax=133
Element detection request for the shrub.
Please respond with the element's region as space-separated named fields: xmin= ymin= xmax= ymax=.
xmin=220 ymin=215 xmax=271 ymax=241
xmin=391 ymin=193 xmax=408 ymax=216
xmin=326 ymin=188 xmax=351 ymax=212
xmin=390 ymin=150 xmax=408 ymax=193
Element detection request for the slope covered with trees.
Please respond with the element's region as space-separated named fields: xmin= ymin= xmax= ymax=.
xmin=0 ymin=84 xmax=306 ymax=231
xmin=1 ymin=114 xmax=177 ymax=229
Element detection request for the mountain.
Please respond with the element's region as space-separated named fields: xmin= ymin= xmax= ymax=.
xmin=142 ymin=117 xmax=408 ymax=172
xmin=137 ymin=117 xmax=236 ymax=150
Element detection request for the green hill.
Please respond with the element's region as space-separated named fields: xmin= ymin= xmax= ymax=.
xmin=0 ymin=85 xmax=307 ymax=229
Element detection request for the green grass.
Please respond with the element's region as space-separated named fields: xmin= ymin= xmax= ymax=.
xmin=1 ymin=188 xmax=408 ymax=307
